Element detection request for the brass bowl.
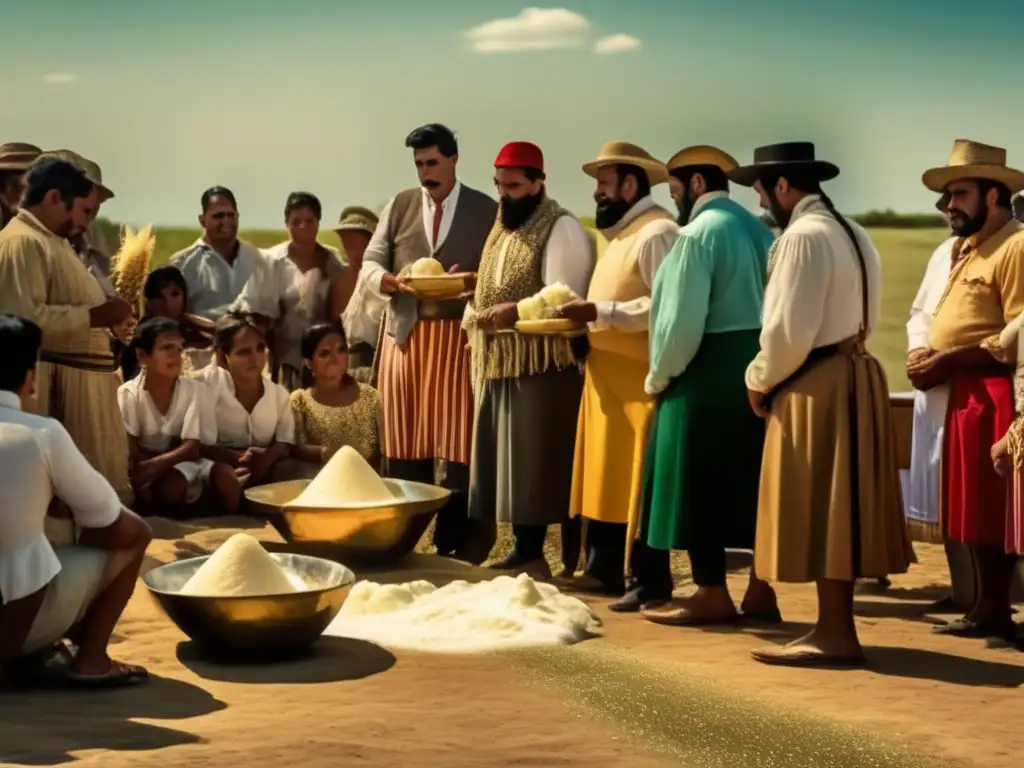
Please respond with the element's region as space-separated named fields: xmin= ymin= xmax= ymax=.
xmin=143 ymin=552 xmax=355 ymax=661
xmin=244 ymin=478 xmax=451 ymax=565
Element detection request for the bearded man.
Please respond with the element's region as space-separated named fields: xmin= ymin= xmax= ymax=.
xmin=362 ymin=124 xmax=497 ymax=563
xmin=911 ymin=139 xmax=1024 ymax=640
xmin=465 ymin=143 xmax=593 ymax=575
xmin=639 ymin=146 xmax=778 ymax=627
xmin=0 ymin=158 xmax=133 ymax=498
xmin=735 ymin=142 xmax=913 ymax=667
xmin=558 ymin=141 xmax=678 ymax=603
xmin=0 ymin=143 xmax=42 ymax=229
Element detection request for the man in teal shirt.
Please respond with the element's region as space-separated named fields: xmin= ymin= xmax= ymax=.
xmin=640 ymin=145 xmax=781 ymax=626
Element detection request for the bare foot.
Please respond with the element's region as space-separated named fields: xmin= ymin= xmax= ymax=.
xmin=752 ymin=627 xmax=864 ymax=667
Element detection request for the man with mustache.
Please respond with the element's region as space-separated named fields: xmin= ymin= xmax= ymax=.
xmin=465 ymin=142 xmax=593 ymax=575
xmin=361 ymin=124 xmax=497 ymax=563
xmin=0 ymin=157 xmax=133 ymax=498
xmin=170 ymin=186 xmax=266 ymax=369
xmin=0 ymin=143 xmax=42 ymax=230
xmin=736 ymin=142 xmax=913 ymax=667
xmin=558 ymin=141 xmax=679 ymax=608
xmin=910 ymin=139 xmax=1024 ymax=640
xmin=903 ymin=191 xmax=976 ymax=612
xmin=640 ymin=146 xmax=778 ymax=627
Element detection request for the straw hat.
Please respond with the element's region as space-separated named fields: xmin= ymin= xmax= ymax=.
xmin=665 ymin=145 xmax=739 ymax=174
xmin=582 ymin=141 xmax=669 ymax=186
xmin=331 ymin=205 xmax=379 ymax=235
xmin=0 ymin=142 xmax=42 ymax=172
xmin=38 ymin=149 xmax=115 ymax=201
xmin=922 ymin=139 xmax=1024 ymax=194
xmin=729 ymin=142 xmax=839 ymax=187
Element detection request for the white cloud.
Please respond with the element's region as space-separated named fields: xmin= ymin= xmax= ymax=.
xmin=464 ymin=8 xmax=591 ymax=53
xmin=42 ymin=73 xmax=79 ymax=84
xmin=593 ymin=34 xmax=641 ymax=55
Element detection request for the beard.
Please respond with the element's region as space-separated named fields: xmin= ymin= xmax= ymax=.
xmin=675 ymin=188 xmax=697 ymax=226
xmin=422 ymin=179 xmax=440 ymax=189
xmin=765 ymin=189 xmax=793 ymax=230
xmin=594 ymin=195 xmax=632 ymax=230
xmin=500 ymin=191 xmax=543 ymax=230
xmin=948 ymin=202 xmax=987 ymax=237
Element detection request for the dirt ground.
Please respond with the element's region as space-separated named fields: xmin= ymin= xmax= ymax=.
xmin=1 ymin=518 xmax=1020 ymax=768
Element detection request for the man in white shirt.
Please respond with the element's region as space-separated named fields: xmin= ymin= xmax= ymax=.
xmin=733 ymin=142 xmax=914 ymax=668
xmin=464 ymin=141 xmax=594 ymax=576
xmin=170 ymin=187 xmax=265 ymax=368
xmin=0 ymin=314 xmax=152 ymax=689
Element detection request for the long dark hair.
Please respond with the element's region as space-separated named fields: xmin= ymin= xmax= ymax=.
xmin=300 ymin=322 xmax=351 ymax=389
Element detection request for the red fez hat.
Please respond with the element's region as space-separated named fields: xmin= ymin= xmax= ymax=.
xmin=495 ymin=141 xmax=544 ymax=172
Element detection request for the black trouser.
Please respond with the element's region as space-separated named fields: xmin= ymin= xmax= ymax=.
xmin=688 ymin=539 xmax=727 ymax=588
xmin=512 ymin=517 xmax=582 ymax=569
xmin=583 ymin=519 xmax=627 ymax=588
xmin=382 ymin=457 xmax=494 ymax=562
xmin=629 ymin=538 xmax=674 ymax=599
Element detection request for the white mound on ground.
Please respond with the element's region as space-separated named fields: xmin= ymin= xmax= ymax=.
xmin=325 ymin=573 xmax=601 ymax=653
xmin=290 ymin=445 xmax=394 ymax=507
xmin=180 ymin=533 xmax=299 ymax=597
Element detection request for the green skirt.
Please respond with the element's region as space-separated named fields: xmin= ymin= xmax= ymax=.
xmin=643 ymin=330 xmax=764 ymax=552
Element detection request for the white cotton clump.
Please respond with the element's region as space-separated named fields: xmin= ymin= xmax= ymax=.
xmin=325 ymin=573 xmax=601 ymax=653
xmin=516 ymin=282 xmax=578 ymax=321
xmin=290 ymin=445 xmax=395 ymax=507
xmin=410 ymin=257 xmax=446 ymax=277
xmin=179 ymin=533 xmax=300 ymax=597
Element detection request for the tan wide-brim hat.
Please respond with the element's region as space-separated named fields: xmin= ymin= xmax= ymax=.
xmin=582 ymin=141 xmax=669 ymax=186
xmin=922 ymin=139 xmax=1024 ymax=194
xmin=665 ymin=145 xmax=739 ymax=174
xmin=331 ymin=205 xmax=379 ymax=234
xmin=38 ymin=148 xmax=115 ymax=201
xmin=0 ymin=142 xmax=42 ymax=171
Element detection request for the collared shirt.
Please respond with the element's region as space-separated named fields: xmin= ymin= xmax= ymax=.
xmin=928 ymin=219 xmax=1024 ymax=351
xmin=590 ymin=195 xmax=680 ymax=332
xmin=0 ymin=390 xmax=121 ymax=603
xmin=169 ymin=239 xmax=266 ymax=322
xmin=745 ymin=194 xmax=882 ymax=393
xmin=359 ymin=182 xmax=463 ymax=302
xmin=906 ymin=237 xmax=957 ymax=351
xmin=117 ymin=373 xmax=214 ymax=453
xmin=195 ymin=366 xmax=295 ymax=449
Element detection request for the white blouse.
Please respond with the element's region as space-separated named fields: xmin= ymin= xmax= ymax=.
xmin=196 ymin=366 xmax=295 ymax=449
xmin=117 ymin=374 xmax=214 ymax=452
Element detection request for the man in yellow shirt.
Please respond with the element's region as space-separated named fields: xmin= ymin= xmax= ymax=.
xmin=909 ymin=139 xmax=1024 ymax=641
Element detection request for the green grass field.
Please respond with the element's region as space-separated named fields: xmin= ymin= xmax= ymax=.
xmin=104 ymin=221 xmax=946 ymax=393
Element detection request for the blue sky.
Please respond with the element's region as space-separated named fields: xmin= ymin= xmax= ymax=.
xmin=3 ymin=0 xmax=1022 ymax=228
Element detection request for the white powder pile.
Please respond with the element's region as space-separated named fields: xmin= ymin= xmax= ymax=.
xmin=289 ymin=445 xmax=394 ymax=507
xmin=180 ymin=533 xmax=302 ymax=597
xmin=324 ymin=573 xmax=601 ymax=653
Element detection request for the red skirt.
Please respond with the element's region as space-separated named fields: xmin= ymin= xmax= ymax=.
xmin=943 ymin=372 xmax=1014 ymax=547
xmin=377 ymin=319 xmax=473 ymax=465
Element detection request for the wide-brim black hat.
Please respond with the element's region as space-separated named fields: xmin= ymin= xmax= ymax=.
xmin=728 ymin=142 xmax=839 ymax=188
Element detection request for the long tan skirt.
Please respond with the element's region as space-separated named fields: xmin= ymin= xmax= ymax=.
xmin=754 ymin=344 xmax=916 ymax=583
xmin=32 ymin=361 xmax=131 ymax=502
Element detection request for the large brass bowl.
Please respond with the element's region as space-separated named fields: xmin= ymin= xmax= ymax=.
xmin=244 ymin=478 xmax=451 ymax=565
xmin=143 ymin=552 xmax=355 ymax=660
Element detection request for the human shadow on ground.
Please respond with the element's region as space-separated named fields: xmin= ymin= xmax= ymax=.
xmin=852 ymin=597 xmax=950 ymax=625
xmin=865 ymin=645 xmax=1024 ymax=687
xmin=0 ymin=674 xmax=224 ymax=766
xmin=176 ymin=636 xmax=396 ymax=685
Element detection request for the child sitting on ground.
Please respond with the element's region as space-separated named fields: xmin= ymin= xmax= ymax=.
xmin=195 ymin=313 xmax=296 ymax=489
xmin=290 ymin=322 xmax=382 ymax=474
xmin=117 ymin=317 xmax=241 ymax=516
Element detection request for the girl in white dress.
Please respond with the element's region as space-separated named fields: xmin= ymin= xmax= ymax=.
xmin=196 ymin=313 xmax=296 ymax=488
xmin=118 ymin=317 xmax=239 ymax=516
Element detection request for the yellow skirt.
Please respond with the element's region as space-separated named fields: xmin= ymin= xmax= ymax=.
xmin=755 ymin=342 xmax=915 ymax=583
xmin=569 ymin=349 xmax=654 ymax=544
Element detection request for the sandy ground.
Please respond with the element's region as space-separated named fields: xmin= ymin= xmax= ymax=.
xmin=2 ymin=518 xmax=1021 ymax=768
